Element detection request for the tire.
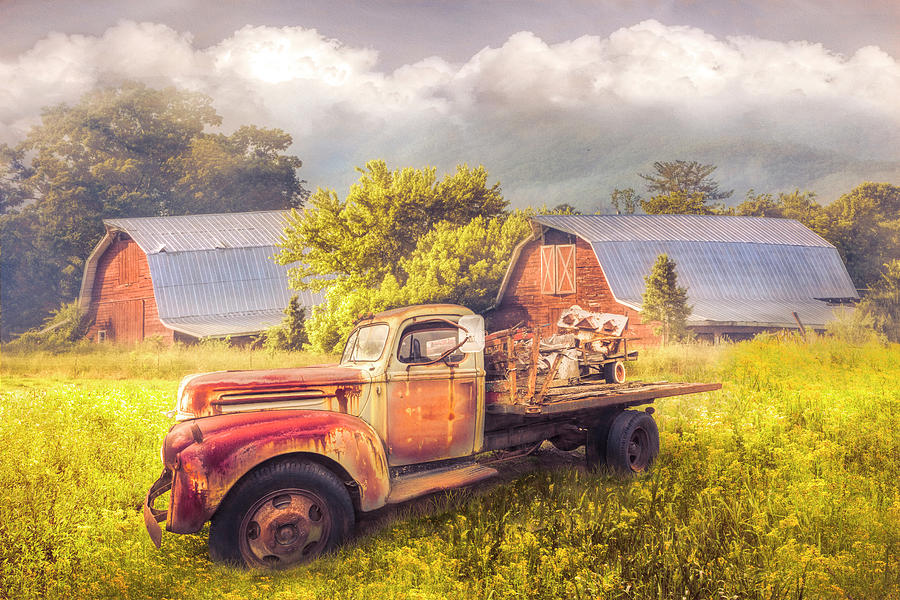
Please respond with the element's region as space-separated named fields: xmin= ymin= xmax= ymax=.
xmin=584 ymin=421 xmax=611 ymax=471
xmin=209 ymin=459 xmax=354 ymax=569
xmin=604 ymin=361 xmax=626 ymax=384
xmin=605 ymin=410 xmax=659 ymax=474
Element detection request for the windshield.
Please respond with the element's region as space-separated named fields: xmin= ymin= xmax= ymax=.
xmin=340 ymin=324 xmax=390 ymax=363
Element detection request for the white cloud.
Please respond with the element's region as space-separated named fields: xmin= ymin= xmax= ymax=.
xmin=1 ymin=19 xmax=898 ymax=205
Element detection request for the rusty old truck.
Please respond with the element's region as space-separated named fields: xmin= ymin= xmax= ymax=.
xmin=144 ymin=303 xmax=720 ymax=568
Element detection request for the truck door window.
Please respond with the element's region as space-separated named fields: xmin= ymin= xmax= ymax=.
xmin=341 ymin=324 xmax=389 ymax=363
xmin=397 ymin=323 xmax=465 ymax=364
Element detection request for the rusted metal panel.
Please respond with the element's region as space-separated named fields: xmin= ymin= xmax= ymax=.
xmin=385 ymin=368 xmax=478 ymax=466
xmin=180 ymin=366 xmax=368 ymax=418
xmin=386 ymin=464 xmax=497 ymax=504
xmin=163 ymin=410 xmax=390 ymax=534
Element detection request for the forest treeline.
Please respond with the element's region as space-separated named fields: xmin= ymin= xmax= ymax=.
xmin=1 ymin=83 xmax=898 ymax=344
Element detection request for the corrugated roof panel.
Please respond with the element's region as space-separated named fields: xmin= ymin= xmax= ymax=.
xmin=592 ymin=241 xmax=857 ymax=303
xmin=145 ymin=245 xmax=324 ymax=337
xmin=534 ymin=214 xmax=833 ymax=247
xmin=162 ymin=311 xmax=288 ymax=338
xmin=105 ymin=210 xmax=290 ymax=254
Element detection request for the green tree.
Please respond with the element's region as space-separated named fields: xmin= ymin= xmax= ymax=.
xmin=262 ymin=295 xmax=309 ymax=351
xmin=609 ymin=187 xmax=640 ymax=214
xmin=641 ymin=190 xmax=715 ymax=215
xmin=174 ymin=125 xmax=307 ymax=214
xmin=856 ymin=260 xmax=900 ymax=343
xmin=302 ymin=213 xmax=531 ymax=352
xmin=641 ymin=254 xmax=692 ymax=344
xmin=735 ymin=189 xmax=827 ymax=234
xmin=1 ymin=82 xmax=307 ymax=338
xmin=550 ymin=203 xmax=580 ymax=214
xmin=0 ymin=144 xmax=30 ymax=214
xmin=640 ymin=160 xmax=733 ymax=199
xmin=277 ymin=162 xmax=526 ymax=352
xmin=638 ymin=160 xmax=732 ymax=215
xmin=819 ymin=182 xmax=900 ymax=290
xmin=277 ymin=160 xmax=507 ymax=292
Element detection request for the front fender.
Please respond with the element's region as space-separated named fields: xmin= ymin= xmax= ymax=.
xmin=167 ymin=410 xmax=390 ymax=534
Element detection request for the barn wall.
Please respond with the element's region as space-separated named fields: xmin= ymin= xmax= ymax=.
xmin=85 ymin=235 xmax=174 ymax=344
xmin=490 ymin=232 xmax=660 ymax=343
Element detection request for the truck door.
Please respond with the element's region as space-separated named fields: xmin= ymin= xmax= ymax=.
xmin=385 ymin=320 xmax=479 ymax=466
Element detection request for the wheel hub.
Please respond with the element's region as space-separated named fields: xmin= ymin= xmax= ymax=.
xmin=239 ymin=488 xmax=331 ymax=568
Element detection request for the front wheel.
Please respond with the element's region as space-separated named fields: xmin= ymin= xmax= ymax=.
xmin=209 ymin=459 xmax=354 ymax=569
xmin=605 ymin=410 xmax=659 ymax=474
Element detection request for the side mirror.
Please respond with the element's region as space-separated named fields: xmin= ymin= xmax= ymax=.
xmin=457 ymin=315 xmax=485 ymax=353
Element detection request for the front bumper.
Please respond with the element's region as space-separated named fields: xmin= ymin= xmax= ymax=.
xmin=143 ymin=468 xmax=172 ymax=548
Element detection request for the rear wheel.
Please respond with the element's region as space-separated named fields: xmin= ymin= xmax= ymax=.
xmin=209 ymin=459 xmax=353 ymax=569
xmin=606 ymin=410 xmax=659 ymax=474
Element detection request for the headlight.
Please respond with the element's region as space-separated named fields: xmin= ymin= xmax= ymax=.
xmin=174 ymin=372 xmax=213 ymax=421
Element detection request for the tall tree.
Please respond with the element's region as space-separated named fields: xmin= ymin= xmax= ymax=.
xmin=609 ymin=187 xmax=640 ymax=214
xmin=819 ymin=182 xmax=900 ymax=290
xmin=735 ymin=189 xmax=827 ymax=234
xmin=277 ymin=160 xmax=507 ymax=292
xmin=640 ymin=160 xmax=733 ymax=200
xmin=174 ymin=125 xmax=307 ymax=214
xmin=277 ymin=161 xmax=522 ymax=352
xmin=0 ymin=144 xmax=30 ymax=214
xmin=641 ymin=254 xmax=692 ymax=344
xmin=639 ymin=160 xmax=733 ymax=215
xmin=300 ymin=213 xmax=531 ymax=352
xmin=641 ymin=191 xmax=715 ymax=215
xmin=1 ymin=82 xmax=307 ymax=338
xmin=856 ymin=260 xmax=900 ymax=343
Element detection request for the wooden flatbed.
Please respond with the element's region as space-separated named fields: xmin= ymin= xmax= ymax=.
xmin=485 ymin=381 xmax=723 ymax=416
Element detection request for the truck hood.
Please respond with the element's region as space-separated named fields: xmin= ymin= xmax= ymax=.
xmin=177 ymin=364 xmax=371 ymax=419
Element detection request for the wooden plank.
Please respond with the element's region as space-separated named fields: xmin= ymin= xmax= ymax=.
xmin=526 ymin=331 xmax=540 ymax=397
xmin=533 ymin=353 xmax=562 ymax=405
xmin=507 ymin=335 xmax=517 ymax=404
xmin=486 ymin=382 xmax=722 ymax=415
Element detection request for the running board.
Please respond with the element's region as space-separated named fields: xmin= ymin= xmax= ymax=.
xmin=386 ymin=463 xmax=498 ymax=505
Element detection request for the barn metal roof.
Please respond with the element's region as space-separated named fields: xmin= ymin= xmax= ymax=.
xmin=528 ymin=215 xmax=858 ymax=328
xmin=85 ymin=210 xmax=323 ymax=339
xmin=104 ymin=211 xmax=289 ymax=254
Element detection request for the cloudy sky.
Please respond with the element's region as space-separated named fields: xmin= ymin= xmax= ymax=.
xmin=2 ymin=0 xmax=899 ymax=210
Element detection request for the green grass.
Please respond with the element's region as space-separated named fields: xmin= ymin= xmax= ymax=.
xmin=0 ymin=338 xmax=338 ymax=381
xmin=0 ymin=335 xmax=898 ymax=599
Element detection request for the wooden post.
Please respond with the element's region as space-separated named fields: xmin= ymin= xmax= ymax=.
xmin=534 ymin=353 xmax=563 ymax=405
xmin=507 ymin=335 xmax=517 ymax=403
xmin=526 ymin=331 xmax=540 ymax=398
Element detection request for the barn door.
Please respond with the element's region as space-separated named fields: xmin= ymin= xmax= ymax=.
xmin=540 ymin=245 xmax=557 ymax=294
xmin=540 ymin=244 xmax=575 ymax=295
xmin=110 ymin=299 xmax=144 ymax=343
xmin=555 ymin=244 xmax=576 ymax=294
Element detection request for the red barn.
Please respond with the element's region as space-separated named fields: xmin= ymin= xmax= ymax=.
xmin=78 ymin=211 xmax=322 ymax=344
xmin=489 ymin=215 xmax=858 ymax=343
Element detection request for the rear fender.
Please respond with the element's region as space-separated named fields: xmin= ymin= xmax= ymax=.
xmin=168 ymin=410 xmax=389 ymax=534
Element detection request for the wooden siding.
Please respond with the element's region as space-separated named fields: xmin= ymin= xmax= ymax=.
xmin=491 ymin=233 xmax=660 ymax=344
xmin=85 ymin=235 xmax=174 ymax=343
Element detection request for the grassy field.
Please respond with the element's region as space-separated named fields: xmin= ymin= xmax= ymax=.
xmin=0 ymin=335 xmax=898 ymax=599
